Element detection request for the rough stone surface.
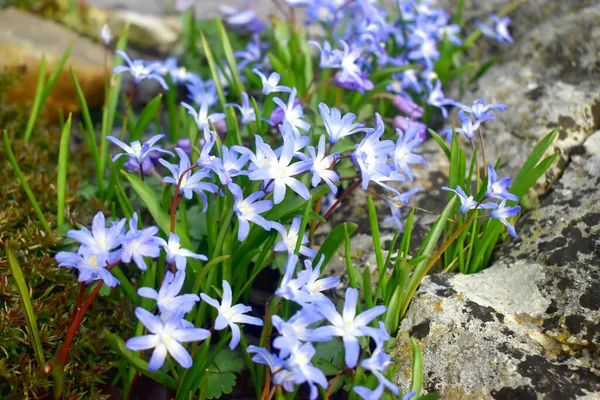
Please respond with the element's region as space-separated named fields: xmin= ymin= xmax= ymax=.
xmin=0 ymin=8 xmax=111 ymax=118
xmin=445 ymin=2 xmax=600 ymax=193
xmin=393 ymin=130 xmax=600 ymax=399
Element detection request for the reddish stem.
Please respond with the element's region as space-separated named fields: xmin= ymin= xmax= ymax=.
xmin=169 ymin=164 xmax=197 ymax=233
xmin=315 ymin=179 xmax=362 ymax=231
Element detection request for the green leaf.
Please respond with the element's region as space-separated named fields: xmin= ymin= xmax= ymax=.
xmin=208 ymin=348 xmax=245 ymax=373
xmin=201 ymin=33 xmax=227 ymax=107
xmin=131 ymin=94 xmax=163 ymax=141
xmin=57 ymin=114 xmax=72 ymax=229
xmin=23 ymin=56 xmax=46 ymax=141
xmin=70 ymin=68 xmax=102 ymax=194
xmin=3 ymin=131 xmax=51 ymax=232
xmin=314 ymin=222 xmax=358 ymax=269
xmin=428 ymin=129 xmax=450 ymax=160
xmin=410 ymin=338 xmax=423 ymax=397
xmin=206 ymin=372 xmax=236 ymax=399
xmin=368 ymin=194 xmax=385 ymax=291
xmin=510 ymin=129 xmax=558 ymax=198
xmin=104 ymin=330 xmax=177 ymax=388
xmin=216 ymin=18 xmax=245 ymax=97
xmin=6 ymin=245 xmax=45 ymax=366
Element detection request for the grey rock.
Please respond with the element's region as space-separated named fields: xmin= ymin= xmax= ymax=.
xmin=445 ymin=2 xmax=600 ymax=194
xmin=393 ymin=130 xmax=600 ymax=399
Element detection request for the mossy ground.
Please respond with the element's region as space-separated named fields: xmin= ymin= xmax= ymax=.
xmin=0 ymin=72 xmax=133 ymax=399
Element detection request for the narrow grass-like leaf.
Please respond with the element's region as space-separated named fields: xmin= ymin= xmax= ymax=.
xmin=314 ymin=222 xmax=358 ymax=269
xmin=131 ymin=94 xmax=163 ymax=141
xmin=429 ymin=129 xmax=450 ymax=159
xmin=3 ymin=131 xmax=51 ymax=232
xmin=201 ymin=33 xmax=227 ymax=107
xmin=70 ymin=68 xmax=102 ymax=193
xmin=216 ymin=18 xmax=245 ymax=97
xmin=410 ymin=338 xmax=423 ymax=397
xmin=511 ymin=129 xmax=558 ymax=197
xmin=23 ymin=57 xmax=46 ymax=141
xmin=6 ymin=245 xmax=45 ymax=365
xmin=57 ymin=114 xmax=72 ymax=229
xmin=367 ymin=194 xmax=385 ymax=292
xmin=344 ymin=223 xmax=358 ymax=289
xmin=105 ymin=330 xmax=177 ymax=388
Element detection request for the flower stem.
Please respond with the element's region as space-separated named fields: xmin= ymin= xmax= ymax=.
xmin=315 ymin=179 xmax=362 ymax=231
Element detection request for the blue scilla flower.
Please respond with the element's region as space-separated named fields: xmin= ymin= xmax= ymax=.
xmin=159 ymin=148 xmax=218 ymax=211
xmin=308 ymin=39 xmax=341 ymax=69
xmin=120 ymin=213 xmax=161 ymax=271
xmin=425 ymin=79 xmax=454 ymax=118
xmin=67 ymin=212 xmax=126 ymax=256
xmin=186 ymin=76 xmax=219 ymax=108
xmin=156 ymin=232 xmax=207 ymax=271
xmin=319 ymin=103 xmax=370 ymax=145
xmin=455 ymin=110 xmax=481 ymax=140
xmin=477 ymin=14 xmax=513 ymax=44
xmin=491 ymin=199 xmax=521 ymax=238
xmin=212 ymin=145 xmax=250 ymax=185
xmin=252 ymin=69 xmax=291 ymax=95
xmin=226 ymin=92 xmax=256 ymax=126
xmin=383 ymin=186 xmax=421 ymax=231
xmin=486 ymin=165 xmax=519 ymax=202
xmin=106 ymin=133 xmax=173 ymax=166
xmin=200 ymin=280 xmax=264 ymax=350
xmin=272 ymin=309 xmax=331 ymax=358
xmin=284 ymin=341 xmax=329 ymax=400
xmin=441 ymin=185 xmax=498 ymax=214
xmin=158 ymin=57 xmax=195 ymax=85
xmin=272 ymin=217 xmax=317 ymax=259
xmin=229 ymin=183 xmax=272 ymax=242
xmin=273 ymin=88 xmax=310 ymax=137
xmin=219 ymin=4 xmax=265 ymax=34
xmin=369 ymin=164 xmax=406 ymax=198
xmin=181 ymin=101 xmax=226 ymax=132
xmin=126 ymin=308 xmax=210 ymax=370
xmin=314 ymin=287 xmax=387 ymax=368
xmin=336 ymin=40 xmax=365 ymax=87
xmin=353 ymin=114 xmax=395 ymax=190
xmin=112 ymin=50 xmax=168 ymax=90
xmin=248 ymin=132 xmax=312 ymax=204
xmin=454 ymin=97 xmax=507 ymax=125
xmin=138 ymin=270 xmax=199 ymax=315
xmin=300 ymin=135 xmax=340 ymax=194
xmin=393 ymin=119 xmax=428 ymax=183
xmin=55 ymin=251 xmax=120 ymax=287
xmin=234 ymin=34 xmax=266 ymax=71
xmin=293 ymin=256 xmax=340 ymax=304
xmin=276 ymin=254 xmax=305 ymax=301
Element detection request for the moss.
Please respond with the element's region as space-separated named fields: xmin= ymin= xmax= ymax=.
xmin=0 ymin=100 xmax=132 ymax=398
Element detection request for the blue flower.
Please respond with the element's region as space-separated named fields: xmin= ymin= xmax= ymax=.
xmin=126 ymin=308 xmax=210 ymax=370
xmin=158 ymin=57 xmax=195 ymax=85
xmin=486 ymin=165 xmax=519 ymax=201
xmin=393 ymin=119 xmax=428 ymax=182
xmin=272 ymin=217 xmax=317 ymax=259
xmin=246 ymin=346 xmax=293 ymax=391
xmin=252 ymin=69 xmax=292 ymax=95
xmin=426 ymin=79 xmax=454 ymax=118
xmin=357 ymin=322 xmax=400 ymax=397
xmin=55 ymin=251 xmax=120 ymax=287
xmin=234 ymin=34 xmax=266 ymax=70
xmin=318 ymin=103 xmax=370 ymax=144
xmin=293 ymin=256 xmax=340 ymax=304
xmin=159 ymin=148 xmax=218 ymax=211
xmin=308 ymin=40 xmax=341 ymax=69
xmin=138 ymin=270 xmax=199 ymax=315
xmin=212 ymin=145 xmax=250 ymax=185
xmin=106 ymin=134 xmax=173 ymax=165
xmin=336 ymin=40 xmax=366 ymax=87
xmin=186 ymin=76 xmax=218 ymax=107
xmin=383 ymin=186 xmax=421 ymax=231
xmin=112 ymin=51 xmax=168 ymax=90
xmin=120 ymin=213 xmax=160 ymax=270
xmin=284 ymin=341 xmax=329 ymax=400
xmin=156 ymin=233 xmax=207 ymax=271
xmin=302 ymin=135 xmax=340 ymax=194
xmin=454 ymin=110 xmax=481 ymax=140
xmin=272 ymin=309 xmax=331 ymax=357
xmin=248 ymin=133 xmax=312 ymax=204
xmin=314 ymin=288 xmax=387 ymax=368
xmin=490 ymin=199 xmax=521 ymax=238
xmin=229 ymin=183 xmax=272 ymax=241
xmin=272 ymin=88 xmax=310 ymax=137
xmin=220 ymin=4 xmax=265 ymax=34
xmin=182 ymin=101 xmax=226 ymax=131
xmin=353 ymin=114 xmax=395 ymax=190
xmin=441 ymin=185 xmax=498 ymax=214
xmin=200 ymin=280 xmax=263 ymax=350
xmin=67 ymin=212 xmax=125 ymax=256
xmin=477 ymin=14 xmax=513 ymax=44
xmin=454 ymin=97 xmax=507 ymax=124
xmin=276 ymin=254 xmax=305 ymax=301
